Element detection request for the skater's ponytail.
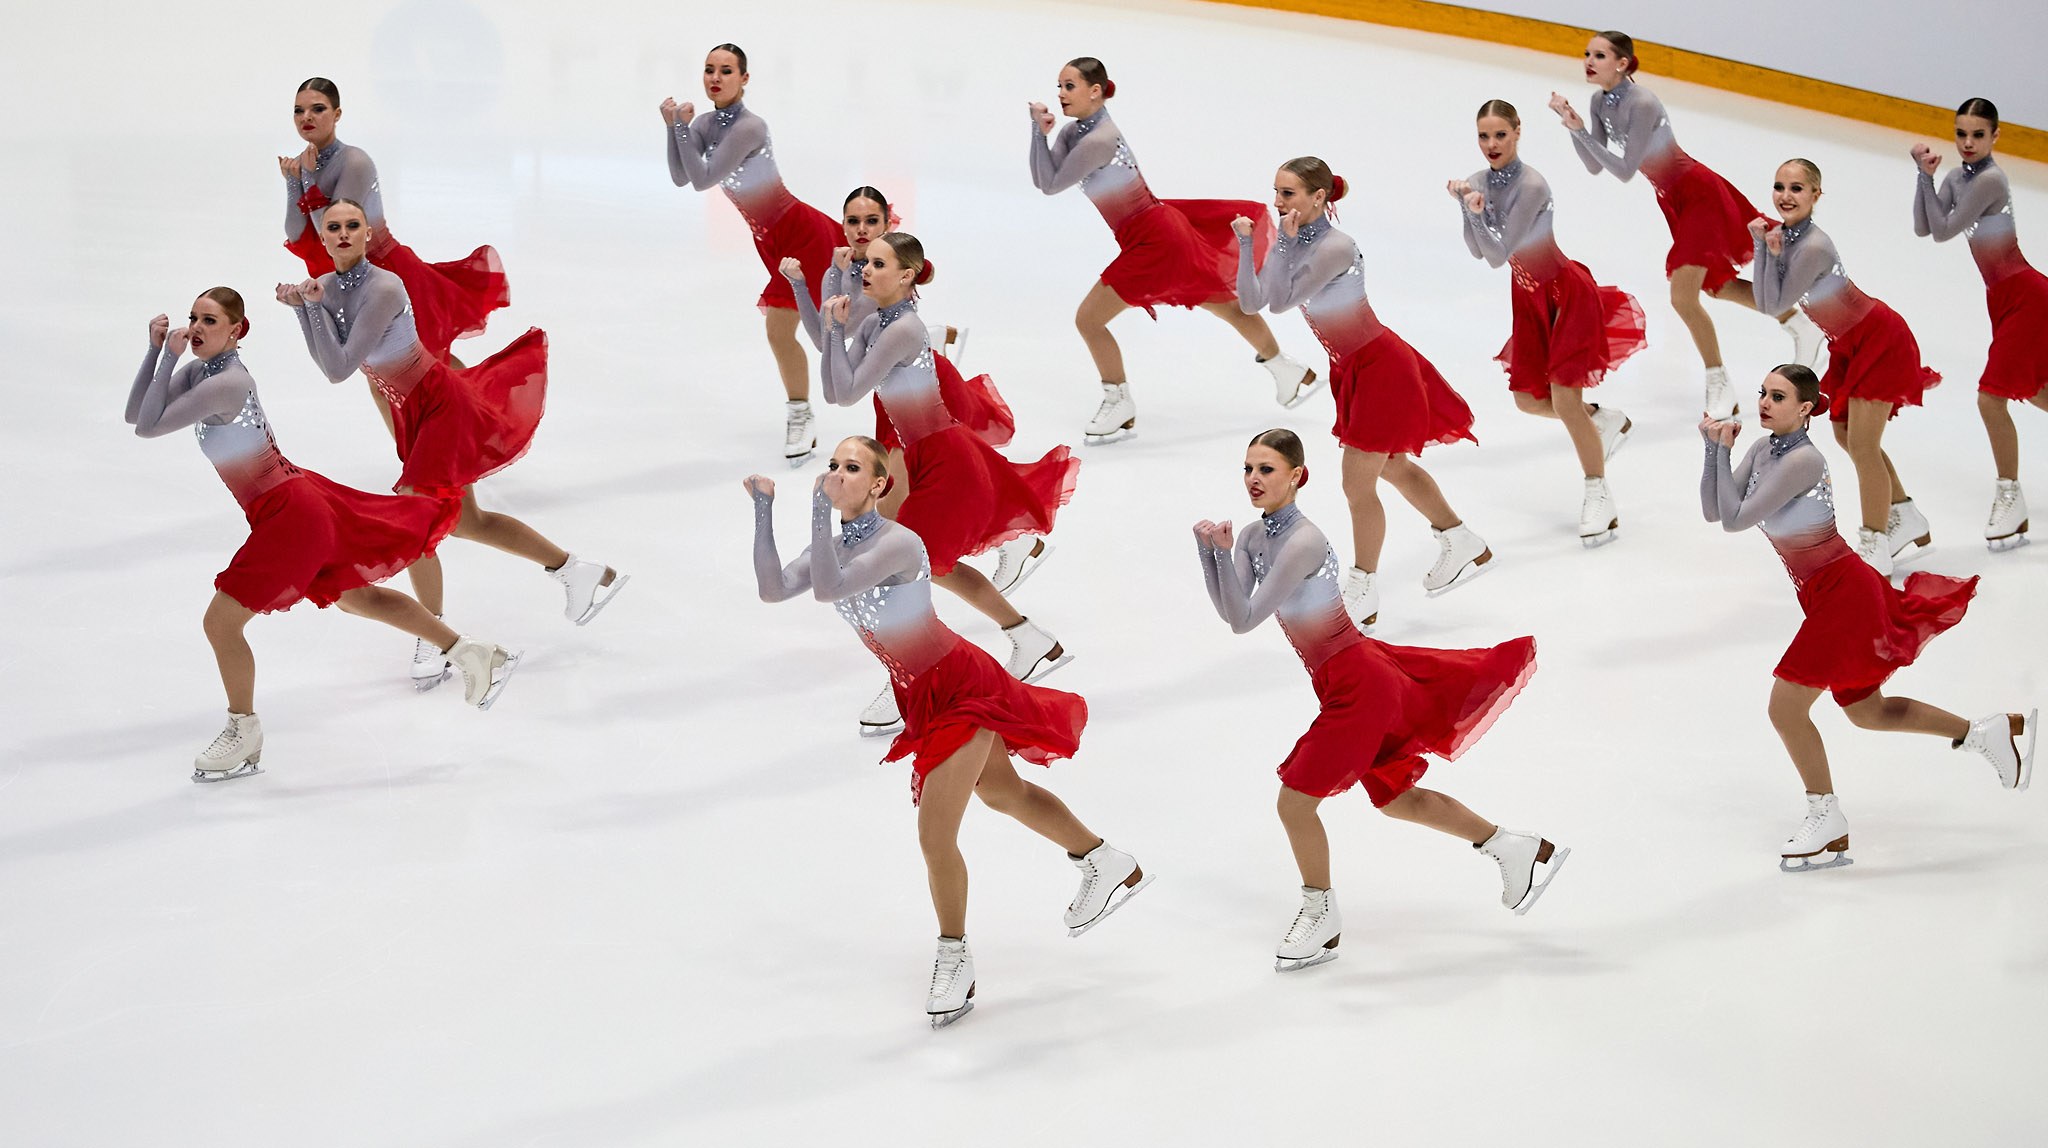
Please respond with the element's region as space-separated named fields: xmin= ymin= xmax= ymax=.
xmin=1772 ymin=363 xmax=1827 ymax=418
xmin=1476 ymin=99 xmax=1521 ymax=128
xmin=201 ymin=286 xmax=249 ymax=340
xmin=1956 ymin=97 xmax=1999 ymax=128
xmin=297 ymin=76 xmax=341 ymax=106
xmin=1067 ymin=57 xmax=1113 ymax=99
xmin=879 ymin=232 xmax=934 ymax=287
xmin=1248 ymin=428 xmax=1309 ymax=486
xmin=1595 ymin=30 xmax=1639 ymax=75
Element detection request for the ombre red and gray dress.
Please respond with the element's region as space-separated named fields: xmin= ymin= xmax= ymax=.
xmin=752 ymin=490 xmax=1086 ymax=802
xmin=1198 ymin=505 xmax=1536 ymax=805
xmin=294 ymin=262 xmax=547 ymax=500
xmin=1028 ymin=107 xmax=1275 ymax=316
xmin=1568 ymin=80 xmax=1764 ymax=291
xmin=1702 ymin=428 xmax=1975 ymax=705
xmin=282 ymin=139 xmax=509 ymax=362
xmin=1752 ymin=220 xmax=1941 ymax=420
xmin=1462 ymin=160 xmax=1647 ymax=397
xmin=1237 ymin=216 xmax=1475 ymax=455
xmin=666 ymin=101 xmax=839 ymax=313
xmin=126 ymin=344 xmax=456 ymax=614
xmin=1913 ymin=157 xmax=2048 ymax=400
xmin=822 ymin=298 xmax=1077 ymax=576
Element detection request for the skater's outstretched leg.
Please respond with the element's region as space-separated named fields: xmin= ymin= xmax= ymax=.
xmin=405 ymin=553 xmax=446 ymax=616
xmin=880 ymin=447 xmax=910 ymax=520
xmin=1839 ymin=691 xmax=1969 ymax=741
xmin=1340 ymin=448 xmax=1392 ymax=573
xmin=1197 ymin=300 xmax=1281 ymax=360
xmin=973 ymin=742 xmax=1097 ymax=853
xmin=1981 ymin=392 xmax=2022 ymax=482
xmin=933 ymin=565 xmax=1025 ymax=629
xmin=765 ymin=308 xmax=809 ymax=402
xmin=334 ymin=585 xmax=459 ymax=648
xmin=1378 ymin=787 xmax=1494 ymax=842
xmin=1380 ymin=454 xmax=1462 ymax=532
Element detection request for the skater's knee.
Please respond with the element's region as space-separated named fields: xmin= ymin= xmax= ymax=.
xmin=1841 ymin=694 xmax=1898 ymax=730
xmin=1377 ymin=788 xmax=1427 ymax=820
xmin=1276 ymin=786 xmax=1322 ymax=822
xmin=1978 ymin=391 xmax=2010 ymax=419
xmin=1512 ymin=392 xmax=1549 ymax=416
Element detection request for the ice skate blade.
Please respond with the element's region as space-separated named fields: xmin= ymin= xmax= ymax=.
xmin=858 ymin=720 xmax=904 ymax=739
xmin=1275 ymin=943 xmax=1340 ymax=973
xmin=1424 ymin=549 xmax=1495 ymax=598
xmin=992 ymin=541 xmax=1055 ymax=596
xmin=1512 ymin=845 xmax=1570 ymax=916
xmin=1890 ymin=539 xmax=1933 ymax=567
xmin=411 ymin=667 xmax=452 ymax=693
xmin=1602 ymin=419 xmax=1633 ymax=460
xmin=572 ymin=573 xmax=631 ymax=626
xmin=1986 ymin=527 xmax=2028 ymax=552
xmin=1580 ymin=525 xmax=1618 ymax=549
xmin=1068 ymin=870 xmax=1155 ymax=938
xmin=1083 ymin=424 xmax=1135 ymax=446
xmin=1019 ymin=651 xmax=1076 ymax=685
xmin=192 ymin=760 xmax=262 ymax=784
xmin=1779 ymin=852 xmax=1853 ymax=873
xmin=476 ymin=651 xmax=522 ymax=711
xmin=1279 ymin=369 xmax=1324 ymax=410
xmin=928 ymin=999 xmax=975 ymax=1029
xmin=2018 ymin=708 xmax=2038 ymax=793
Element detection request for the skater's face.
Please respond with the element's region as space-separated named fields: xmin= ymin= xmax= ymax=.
xmin=703 ymin=50 xmax=746 ymax=107
xmin=1955 ymin=115 xmax=1998 ymax=162
xmin=1584 ymin=38 xmax=1630 ymax=88
xmin=1757 ymin=372 xmax=1812 ymax=432
xmin=1271 ymin=170 xmax=1325 ymax=223
xmin=1243 ymin=445 xmax=1302 ymax=512
xmin=823 ymin=439 xmax=887 ymax=512
xmin=1771 ymin=163 xmax=1820 ymax=225
xmin=1477 ymin=115 xmax=1520 ymax=168
xmin=843 ymin=196 xmax=889 ymax=250
xmin=319 ymin=202 xmax=371 ymax=265
xmin=185 ymin=296 xmax=239 ymax=359
xmin=860 ymin=239 xmax=914 ymax=304
xmin=1056 ymin=67 xmax=1103 ymax=119
xmin=292 ymin=88 xmax=340 ymax=145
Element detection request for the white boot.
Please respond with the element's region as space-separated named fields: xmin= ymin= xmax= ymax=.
xmin=446 ymin=636 xmax=521 ymax=710
xmin=859 ymin=683 xmax=902 ymax=738
xmin=1588 ymin=403 xmax=1632 ymax=460
xmin=1275 ymin=886 xmax=1342 ymax=972
xmin=1702 ymin=366 xmax=1738 ymax=419
xmin=1780 ymin=792 xmax=1852 ymax=872
xmin=927 ymin=936 xmax=976 ymax=1028
xmin=1986 ymin=480 xmax=2029 ymax=551
xmin=1781 ymin=311 xmax=1824 ymax=369
xmin=192 ymin=712 xmax=263 ymax=783
xmin=1424 ymin=524 xmax=1493 ymax=594
xmin=1475 ymin=828 xmax=1570 ymax=914
xmin=1064 ymin=841 xmax=1152 ymax=936
xmin=1579 ymin=477 xmax=1618 ymax=547
xmin=1885 ymin=499 xmax=1932 ymax=566
xmin=1259 ymin=351 xmax=1321 ymax=409
xmin=1084 ymin=382 xmax=1136 ymax=445
xmin=549 ymin=554 xmax=629 ymax=625
xmin=987 ymin=536 xmax=1053 ymax=596
xmin=1341 ymin=567 xmax=1379 ymax=630
xmin=927 ymin=322 xmax=967 ymax=366
xmin=411 ymin=623 xmax=450 ymax=692
xmin=1002 ymin=617 xmax=1072 ymax=682
xmin=784 ymin=400 xmax=817 ymax=466
xmin=1959 ymin=709 xmax=2037 ymax=791
xmin=1854 ymin=527 xmax=1894 ymax=577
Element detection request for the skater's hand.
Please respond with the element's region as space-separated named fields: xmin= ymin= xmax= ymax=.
xmin=165 ymin=326 xmax=191 ymax=355
xmin=742 ymin=474 xmax=775 ymax=499
xmin=1911 ymin=142 xmax=1941 ymax=175
xmin=274 ymin=282 xmax=305 ymax=306
xmin=1764 ymin=225 xmax=1785 ymax=257
xmin=823 ymin=295 xmax=851 ymax=326
xmin=1028 ymin=102 xmax=1055 ymax=135
xmin=1548 ymin=92 xmax=1583 ymax=131
xmin=660 ymin=97 xmax=681 ymax=126
xmin=779 ymin=256 xmax=805 ymax=282
xmin=299 ymin=278 xmax=325 ymax=303
xmin=148 ymin=313 xmax=170 ymax=348
xmin=1463 ymin=189 xmax=1487 ymax=214
xmin=676 ymin=100 xmax=696 ymax=124
xmin=832 ymin=246 xmax=854 ymax=271
xmin=1446 ymin=178 xmax=1472 ymax=200
xmin=1212 ymin=520 xmax=1234 ymax=550
xmin=1278 ymin=210 xmax=1301 ymax=239
xmin=1230 ymin=215 xmax=1253 ymax=238
xmin=278 ymin=154 xmax=303 ymax=181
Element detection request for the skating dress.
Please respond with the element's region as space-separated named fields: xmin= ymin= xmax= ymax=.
xmin=1028 ymin=107 xmax=1275 ymax=316
xmin=1567 ymin=80 xmax=1764 ymax=291
xmin=127 ymin=344 xmax=457 ymax=614
xmin=666 ymin=101 xmax=839 ymax=313
xmin=1462 ymin=160 xmax=1647 ymax=398
xmin=822 ymin=299 xmax=1077 ymax=576
xmin=752 ymin=490 xmax=1087 ymax=802
xmin=790 ymin=260 xmax=1015 ymax=452
xmin=1913 ymin=157 xmax=2048 ymax=400
xmin=282 ymin=139 xmax=509 ymax=362
xmin=294 ymin=263 xmax=548 ymax=500
xmin=1237 ymin=217 xmax=1475 ymax=455
xmin=1752 ymin=220 xmax=1941 ymax=421
xmin=1197 ymin=505 xmax=1536 ymax=805
xmin=1702 ymin=427 xmax=1975 ymax=705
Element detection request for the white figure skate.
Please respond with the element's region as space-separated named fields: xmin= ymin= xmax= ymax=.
xmin=1702 ymin=365 xmax=1738 ymax=419
xmin=1341 ymin=567 xmax=1379 ymax=630
xmin=1064 ymin=841 xmax=1152 ymax=937
xmin=1002 ymin=617 xmax=1072 ymax=682
xmin=411 ymin=627 xmax=451 ymax=692
xmin=928 ymin=322 xmax=968 ymax=366
xmin=1854 ymin=527 xmax=1894 ymax=577
xmin=1424 ymin=524 xmax=1493 ymax=594
xmin=1780 ymin=792 xmax=1852 ymax=872
xmin=1782 ymin=311 xmax=1824 ymax=369
xmin=1476 ymin=828 xmax=1570 ymax=914
xmin=1960 ymin=710 xmax=2037 ymax=791
xmin=784 ymin=400 xmax=817 ymax=466
xmin=927 ymin=937 xmax=976 ymax=1029
xmin=1885 ymin=499 xmax=1932 ymax=567
xmin=1084 ymin=383 xmax=1136 ymax=445
xmin=1275 ymin=886 xmax=1342 ymax=972
xmin=859 ymin=683 xmax=903 ymax=739
xmin=987 ymin=536 xmax=1053 ymax=596
xmin=1260 ymin=351 xmax=1321 ymax=409
xmin=550 ymin=555 xmax=630 ymax=625
xmin=1985 ymin=480 xmax=2030 ymax=551
xmin=446 ymin=637 xmax=521 ymax=710
xmin=192 ymin=712 xmax=263 ymax=783
xmin=1589 ymin=403 xmax=1632 ymax=460
xmin=1580 ymin=477 xmax=1618 ymax=547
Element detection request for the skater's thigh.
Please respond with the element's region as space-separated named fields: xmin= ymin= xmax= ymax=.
xmin=919 ymin=729 xmax=997 ymax=847
xmin=1076 ymin=282 xmax=1127 ymax=327
xmin=973 ymin=742 xmax=1029 ymax=804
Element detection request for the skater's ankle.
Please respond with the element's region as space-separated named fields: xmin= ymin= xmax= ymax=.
xmin=1067 ymin=837 xmax=1106 ymax=861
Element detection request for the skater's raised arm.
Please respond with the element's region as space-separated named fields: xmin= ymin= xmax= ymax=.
xmin=1461 ymin=168 xmax=1550 ymax=268
xmin=1749 ymin=227 xmax=1838 ymax=318
xmin=1239 ymin=225 xmax=1352 ymax=314
xmin=805 ymin=484 xmax=922 ymax=601
xmin=131 ymin=349 xmax=255 ymax=439
xmin=820 ymin=311 xmax=921 ymax=407
xmin=1568 ymin=89 xmax=1653 ymax=181
xmin=671 ymin=108 xmax=767 ymax=192
xmin=749 ymin=481 xmax=812 ymax=602
xmin=1213 ymin=525 xmax=1324 ymax=635
xmin=1707 ymin=436 xmax=1824 ymax=532
xmin=127 ymin=341 xmax=165 ymax=426
xmin=783 ymin=259 xmax=828 ymax=351
xmin=293 ymin=274 xmax=409 ymax=382
xmin=1028 ymin=114 xmax=1120 ymax=196
xmin=1914 ymin=165 xmax=2006 ymax=242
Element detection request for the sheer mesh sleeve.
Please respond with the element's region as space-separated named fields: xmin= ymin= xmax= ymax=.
xmin=1914 ymin=167 xmax=2005 ymax=242
xmin=1209 ymin=525 xmax=1326 ymax=634
xmin=805 ymin=486 xmax=924 ymax=600
xmin=294 ymin=275 xmax=409 ymax=382
xmin=129 ymin=351 xmax=255 ymax=439
xmin=1571 ymin=93 xmax=1654 ymax=182
xmin=751 ymin=489 xmax=812 ymax=602
xmin=820 ymin=313 xmax=922 ymax=407
xmin=1750 ymin=230 xmax=1837 ymax=316
xmin=1029 ymin=120 xmax=1120 ymax=195
xmin=671 ymin=111 xmax=767 ymax=191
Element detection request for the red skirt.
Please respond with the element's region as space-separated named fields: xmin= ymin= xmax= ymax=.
xmin=1654 ymin=161 xmax=1763 ymax=292
xmin=1279 ymin=635 xmax=1538 ymax=806
xmin=1980 ymin=268 xmax=2048 ymax=401
xmin=1821 ymin=301 xmax=1941 ymax=421
xmin=897 ymin=426 xmax=1078 ymax=577
xmin=387 ymin=328 xmax=550 ymax=499
xmin=1775 ymin=552 xmax=1977 ymax=706
xmin=1103 ymin=199 xmax=1274 ymax=317
xmin=1498 ymin=263 xmax=1648 ymax=396
xmin=1331 ymin=330 xmax=1477 ymax=455
xmin=875 ymin=353 xmax=1016 ymax=453
xmin=882 ymin=638 xmax=1089 ymax=804
xmin=216 ymin=471 xmax=459 ymax=615
xmin=752 ymin=202 xmax=840 ymax=312
xmin=285 ymin=224 xmax=509 ymax=363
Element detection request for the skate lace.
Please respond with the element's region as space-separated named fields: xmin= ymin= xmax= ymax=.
xmin=1068 ymin=861 xmax=1100 ymax=915
xmin=929 ymin=949 xmax=966 ymax=997
xmin=202 ymin=721 xmax=242 ymax=759
xmin=1992 ymin=486 xmax=2022 ymax=517
xmin=1282 ymin=899 xmax=1325 ymax=946
xmin=784 ymin=407 xmax=811 ymax=440
xmin=1091 ymin=391 xmax=1124 ymax=423
xmin=1428 ymin=533 xmax=1456 ymax=578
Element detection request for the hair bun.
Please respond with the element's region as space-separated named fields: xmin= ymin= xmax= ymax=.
xmin=1103 ymin=79 xmax=1116 ymax=98
xmin=1811 ymin=392 xmax=1830 ymax=418
xmin=1329 ymin=175 xmax=1348 ymax=202
xmin=915 ymin=259 xmax=936 ymax=287
xmin=236 ymin=318 xmax=251 ymax=339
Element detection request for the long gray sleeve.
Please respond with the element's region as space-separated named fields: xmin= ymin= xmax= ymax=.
xmin=127 ymin=344 xmax=163 ymax=425
xmin=293 ymin=276 xmax=409 ymax=382
xmin=1237 ymin=230 xmax=1353 ymax=314
xmin=1750 ymin=230 xmax=1836 ymax=316
xmin=804 ymin=490 xmax=923 ymax=602
xmin=1704 ymin=437 xmax=1825 ymax=532
xmin=1204 ymin=527 xmax=1324 ymax=635
xmin=668 ymin=112 xmax=766 ymax=191
xmin=1913 ymin=168 xmax=2006 ymax=242
xmin=751 ymin=489 xmax=812 ymax=602
xmin=820 ymin=313 xmax=924 ymax=407
xmin=1570 ymin=94 xmax=1651 ymax=181
xmin=127 ymin=348 xmax=251 ymax=439
xmin=1028 ymin=118 xmax=1120 ymax=196
xmin=284 ymin=146 xmax=383 ymax=238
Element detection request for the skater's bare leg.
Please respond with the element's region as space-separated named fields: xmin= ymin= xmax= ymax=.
xmin=917 ymin=729 xmax=996 ymax=937
xmin=933 ymin=564 xmax=1024 ymax=628
xmin=202 ymin=592 xmax=257 ymax=714
xmin=1832 ymin=400 xmax=1902 ymax=532
xmin=1198 ymin=300 xmax=1281 ymax=360
xmin=366 ymin=380 xmax=396 ymax=437
xmin=1379 ymin=787 xmax=1494 ymax=844
xmin=1553 ymin=383 xmax=1605 ymax=477
xmin=1769 ymin=678 xmax=1834 ymax=795
xmin=1276 ymin=786 xmax=1332 ymax=889
xmin=1841 ymin=691 xmax=1970 ymax=741
xmin=880 ymin=447 xmax=910 ymax=520
xmin=1341 ymin=448 xmax=1391 ymax=572
xmin=973 ymin=740 xmax=1098 ymax=854
xmin=1381 ymin=454 xmax=1462 ymax=530
xmin=765 ymin=308 xmax=809 ymax=402
xmin=406 ymin=553 xmax=446 ymax=616
xmin=1669 ymin=265 xmax=1724 ymax=369
xmin=1980 ymin=392 xmax=2021 ymax=481
xmin=1076 ymin=282 xmax=1130 ymax=384
xmin=334 ymin=585 xmax=459 ymax=649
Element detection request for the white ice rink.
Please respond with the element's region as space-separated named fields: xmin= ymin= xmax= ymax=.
xmin=4 ymin=1 xmax=2046 ymax=1144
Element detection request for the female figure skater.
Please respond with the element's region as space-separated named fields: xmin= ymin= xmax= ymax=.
xmin=1026 ymin=56 xmax=1316 ymax=443
xmin=1699 ymin=366 xmax=2033 ymax=870
xmin=1233 ymin=157 xmax=1491 ymax=630
xmin=662 ymin=43 xmax=843 ymax=463
xmin=128 ymin=289 xmax=519 ymax=781
xmin=1751 ymin=159 xmax=1942 ymax=575
xmin=281 ymin=200 xmax=626 ymax=687
xmin=818 ymin=232 xmax=1078 ymax=731
xmin=747 ymin=438 xmax=1150 ymax=1028
xmin=1911 ymin=98 xmax=2048 ymax=549
xmin=1454 ymin=100 xmax=1645 ymax=546
xmin=280 ymin=77 xmax=509 ymax=365
xmin=1195 ymin=429 xmax=1566 ymax=972
xmin=1547 ymin=31 xmax=1815 ymax=417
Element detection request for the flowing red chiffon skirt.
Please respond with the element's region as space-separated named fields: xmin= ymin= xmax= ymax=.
xmin=883 ymin=638 xmax=1089 ymax=804
xmin=216 ymin=471 xmax=459 ymax=615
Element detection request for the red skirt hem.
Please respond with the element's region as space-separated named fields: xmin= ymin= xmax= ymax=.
xmin=1102 ymin=199 xmax=1274 ymax=317
xmin=1980 ymin=268 xmax=2048 ymax=400
xmin=881 ymin=640 xmax=1089 ymax=804
xmin=1497 ymin=263 xmax=1648 ymax=396
xmin=390 ymin=328 xmax=550 ymax=498
xmin=1655 ymin=162 xmax=1764 ymax=292
xmin=751 ymin=202 xmax=840 ymax=312
xmin=215 ymin=471 xmax=459 ymax=615
xmin=1774 ymin=556 xmax=1977 ymax=706
xmin=1331 ymin=330 xmax=1478 ymax=455
xmin=1820 ymin=302 xmax=1941 ymax=421
xmin=897 ymin=428 xmax=1079 ymax=577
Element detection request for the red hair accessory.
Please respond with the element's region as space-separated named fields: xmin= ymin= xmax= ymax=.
xmin=235 ymin=318 xmax=251 ymax=339
xmin=1329 ymin=175 xmax=1348 ymax=201
xmin=1810 ymin=392 xmax=1830 ymax=418
xmin=915 ymin=259 xmax=936 ymax=287
xmin=1296 ymin=465 xmax=1310 ymax=489
xmin=881 ymin=476 xmax=897 ymax=498
xmin=1103 ymin=79 xmax=1116 ymax=98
